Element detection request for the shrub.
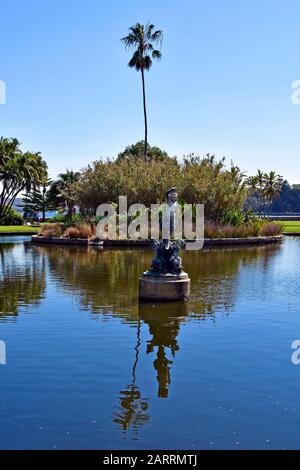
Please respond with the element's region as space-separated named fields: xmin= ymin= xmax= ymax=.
xmin=64 ymin=223 xmax=94 ymax=239
xmin=219 ymin=208 xmax=255 ymax=227
xmin=64 ymin=214 xmax=84 ymax=228
xmin=39 ymin=223 xmax=64 ymax=238
xmin=0 ymin=207 xmax=24 ymax=226
xmin=48 ymin=214 xmax=84 ymax=228
xmin=204 ymin=220 xmax=261 ymax=238
xmin=48 ymin=214 xmax=66 ymax=223
xmin=64 ymin=227 xmax=81 ymax=238
xmin=70 ymin=154 xmax=248 ymax=219
xmin=259 ymin=222 xmax=283 ymax=236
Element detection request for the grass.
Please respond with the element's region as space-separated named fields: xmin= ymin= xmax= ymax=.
xmin=0 ymin=225 xmax=40 ymax=233
xmin=277 ymin=220 xmax=300 ymax=233
xmin=0 ymin=220 xmax=297 ymax=236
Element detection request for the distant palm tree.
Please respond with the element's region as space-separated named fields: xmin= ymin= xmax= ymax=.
xmin=121 ymin=23 xmax=163 ymax=162
xmin=245 ymin=175 xmax=260 ymax=213
xmin=262 ymin=171 xmax=283 ymax=209
xmin=245 ymin=175 xmax=259 ymax=192
xmin=49 ymin=170 xmax=80 ymax=215
xmin=256 ymin=170 xmax=267 ymax=215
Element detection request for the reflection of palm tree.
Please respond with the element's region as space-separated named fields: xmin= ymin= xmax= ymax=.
xmin=153 ymin=346 xmax=172 ymax=398
xmin=113 ymin=321 xmax=149 ymax=432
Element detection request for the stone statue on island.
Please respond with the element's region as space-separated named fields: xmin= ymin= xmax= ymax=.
xmin=139 ymin=187 xmax=191 ymax=301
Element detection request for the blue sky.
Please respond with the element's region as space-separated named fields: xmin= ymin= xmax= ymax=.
xmin=0 ymin=0 xmax=300 ymax=182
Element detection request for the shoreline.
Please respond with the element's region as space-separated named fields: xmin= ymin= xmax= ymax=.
xmin=31 ymin=234 xmax=284 ymax=248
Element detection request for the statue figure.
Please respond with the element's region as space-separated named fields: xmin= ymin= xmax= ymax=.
xmin=150 ymin=187 xmax=185 ymax=275
xmin=162 ymin=186 xmax=178 ymax=238
xmin=150 ymin=239 xmax=185 ymax=275
xmin=139 ymin=186 xmax=190 ymax=301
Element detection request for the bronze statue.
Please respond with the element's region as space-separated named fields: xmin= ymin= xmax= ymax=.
xmin=150 ymin=187 xmax=185 ymax=275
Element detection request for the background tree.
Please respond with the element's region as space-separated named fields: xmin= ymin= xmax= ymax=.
xmin=262 ymin=171 xmax=283 ymax=211
xmin=49 ymin=170 xmax=80 ymax=215
xmin=121 ymin=23 xmax=163 ymax=162
xmin=117 ymin=141 xmax=172 ymax=162
xmin=0 ymin=137 xmax=47 ymax=222
xmin=22 ymin=177 xmax=53 ymax=221
xmin=70 ymin=154 xmax=248 ymax=219
xmin=270 ymin=181 xmax=300 ymax=213
xmin=245 ymin=170 xmax=283 ymax=214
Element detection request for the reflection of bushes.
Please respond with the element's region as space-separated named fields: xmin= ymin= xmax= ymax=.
xmin=42 ymin=246 xmax=150 ymax=318
xmin=42 ymin=243 xmax=279 ymax=321
xmin=0 ymin=243 xmax=46 ymax=316
xmin=182 ymin=244 xmax=280 ymax=317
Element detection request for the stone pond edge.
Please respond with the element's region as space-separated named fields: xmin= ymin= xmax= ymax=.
xmin=31 ymin=234 xmax=284 ymax=248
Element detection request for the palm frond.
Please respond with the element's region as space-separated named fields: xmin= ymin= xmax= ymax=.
xmin=144 ymin=55 xmax=152 ymax=70
xmin=152 ymin=50 xmax=161 ymax=60
xmin=121 ymin=22 xmax=163 ymax=71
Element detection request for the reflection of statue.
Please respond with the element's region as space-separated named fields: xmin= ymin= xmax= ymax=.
xmin=139 ymin=302 xmax=187 ymax=398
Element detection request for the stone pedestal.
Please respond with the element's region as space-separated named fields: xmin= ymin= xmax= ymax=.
xmin=139 ymin=271 xmax=190 ymax=302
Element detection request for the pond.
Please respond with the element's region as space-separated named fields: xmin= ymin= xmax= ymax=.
xmin=0 ymin=236 xmax=299 ymax=450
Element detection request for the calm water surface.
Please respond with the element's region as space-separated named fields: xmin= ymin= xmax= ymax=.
xmin=0 ymin=236 xmax=299 ymax=449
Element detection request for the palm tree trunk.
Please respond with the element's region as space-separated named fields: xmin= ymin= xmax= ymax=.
xmin=141 ymin=68 xmax=148 ymax=163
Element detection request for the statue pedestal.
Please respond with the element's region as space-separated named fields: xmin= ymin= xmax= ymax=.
xmin=139 ymin=271 xmax=190 ymax=302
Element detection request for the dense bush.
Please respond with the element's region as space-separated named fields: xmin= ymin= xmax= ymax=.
xmin=48 ymin=214 xmax=83 ymax=226
xmin=204 ymin=221 xmax=261 ymax=238
xmin=64 ymin=224 xmax=94 ymax=239
xmin=39 ymin=221 xmax=94 ymax=239
xmin=48 ymin=214 xmax=66 ymax=223
xmin=204 ymin=219 xmax=282 ymax=238
xmin=259 ymin=222 xmax=283 ymax=236
xmin=219 ymin=208 xmax=255 ymax=226
xmin=70 ymin=154 xmax=248 ymax=220
xmin=0 ymin=207 xmax=24 ymax=226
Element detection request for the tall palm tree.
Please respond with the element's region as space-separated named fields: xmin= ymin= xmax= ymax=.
xmin=121 ymin=23 xmax=163 ymax=162
xmin=245 ymin=175 xmax=259 ymax=213
xmin=256 ymin=169 xmax=267 ymax=215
